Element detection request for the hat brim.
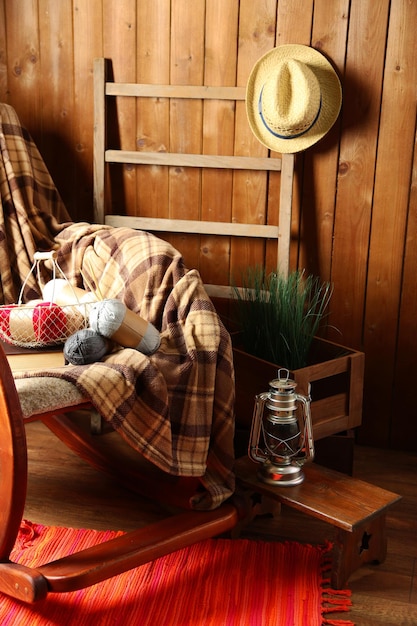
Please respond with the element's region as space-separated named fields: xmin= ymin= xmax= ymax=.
xmin=246 ymin=44 xmax=342 ymax=153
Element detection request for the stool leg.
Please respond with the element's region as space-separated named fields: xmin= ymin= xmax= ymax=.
xmin=332 ymin=514 xmax=387 ymax=588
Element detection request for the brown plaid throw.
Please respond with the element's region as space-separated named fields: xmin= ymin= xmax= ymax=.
xmin=1 ymin=104 xmax=235 ymax=510
xmin=0 ymin=103 xmax=71 ymax=303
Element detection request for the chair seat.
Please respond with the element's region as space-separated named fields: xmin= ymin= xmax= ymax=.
xmin=15 ymin=377 xmax=87 ymax=419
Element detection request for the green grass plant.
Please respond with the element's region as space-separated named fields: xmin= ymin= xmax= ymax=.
xmin=233 ymin=268 xmax=333 ymax=370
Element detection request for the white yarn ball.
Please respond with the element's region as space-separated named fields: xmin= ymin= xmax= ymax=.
xmin=42 ymin=279 xmax=67 ymax=302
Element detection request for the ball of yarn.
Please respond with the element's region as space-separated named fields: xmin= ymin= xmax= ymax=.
xmin=89 ymin=299 xmax=126 ymax=337
xmin=33 ymin=302 xmax=67 ymax=343
xmin=64 ymin=328 xmax=112 ymax=365
xmin=0 ymin=301 xmax=66 ymax=345
xmin=89 ymin=299 xmax=160 ymax=355
xmin=43 ymin=279 xmax=97 ymax=310
xmin=42 ymin=279 xmax=71 ymax=302
xmin=0 ymin=304 xmax=18 ymax=344
xmin=136 ymin=323 xmax=161 ymax=355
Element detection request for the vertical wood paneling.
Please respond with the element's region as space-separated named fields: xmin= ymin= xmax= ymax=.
xmin=393 ymin=133 xmax=417 ymax=449
xmin=38 ymin=0 xmax=75 ymax=214
xmin=273 ymin=0 xmax=314 ymax=272
xmin=3 ymin=0 xmax=41 ymax=132
xmin=275 ymin=0 xmax=313 ymax=45
xmin=72 ymin=0 xmax=103 ymax=222
xmin=103 ymin=0 xmax=137 ymax=215
xmin=360 ymin=0 xmax=417 ymax=447
xmin=136 ymin=0 xmax=171 ymax=220
xmin=200 ymin=0 xmax=239 ymax=286
xmin=1 ymin=0 xmax=417 ymax=451
xmin=329 ymin=0 xmax=390 ymax=350
xmin=168 ymin=0 xmax=205 ymax=269
xmin=298 ymin=0 xmax=349 ymax=281
xmin=0 ymin=0 xmax=7 ymax=99
xmin=230 ymin=0 xmax=276 ymax=283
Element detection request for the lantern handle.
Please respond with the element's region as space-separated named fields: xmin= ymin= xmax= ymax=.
xmin=248 ymin=391 xmax=269 ymax=463
xmin=295 ymin=385 xmax=315 ymax=462
xmin=277 ymin=368 xmax=290 ymax=381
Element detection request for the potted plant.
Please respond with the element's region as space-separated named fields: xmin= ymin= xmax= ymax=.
xmin=228 ymin=267 xmax=365 ymax=448
xmin=232 ymin=268 xmax=333 ymax=370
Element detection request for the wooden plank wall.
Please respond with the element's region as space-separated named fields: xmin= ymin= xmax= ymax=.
xmin=0 ymin=0 xmax=416 ymax=451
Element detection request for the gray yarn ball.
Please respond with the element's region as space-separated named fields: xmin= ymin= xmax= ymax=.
xmin=89 ymin=299 xmax=126 ymax=337
xmin=89 ymin=299 xmax=161 ymax=355
xmin=136 ymin=323 xmax=161 ymax=355
xmin=64 ymin=328 xmax=111 ymax=365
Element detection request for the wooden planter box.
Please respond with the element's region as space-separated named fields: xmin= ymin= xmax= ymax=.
xmin=232 ymin=336 xmax=364 ymax=443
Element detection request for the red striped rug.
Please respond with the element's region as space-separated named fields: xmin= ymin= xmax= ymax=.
xmin=2 ymin=520 xmax=353 ymax=625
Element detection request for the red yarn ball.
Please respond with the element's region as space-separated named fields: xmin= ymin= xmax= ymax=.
xmin=0 ymin=305 xmax=18 ymax=343
xmin=32 ymin=302 xmax=67 ymax=343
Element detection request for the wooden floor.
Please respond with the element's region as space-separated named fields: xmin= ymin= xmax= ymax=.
xmin=22 ymin=420 xmax=417 ymax=626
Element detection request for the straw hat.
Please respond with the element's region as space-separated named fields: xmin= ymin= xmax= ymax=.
xmin=246 ymin=44 xmax=342 ymax=153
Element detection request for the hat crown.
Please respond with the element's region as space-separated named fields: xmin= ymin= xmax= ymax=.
xmin=260 ymin=59 xmax=321 ymax=138
xmin=246 ymin=44 xmax=342 ymax=153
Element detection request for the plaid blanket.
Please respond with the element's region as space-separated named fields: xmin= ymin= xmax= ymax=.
xmin=0 ymin=103 xmax=71 ymax=304
xmin=1 ymin=103 xmax=235 ymax=510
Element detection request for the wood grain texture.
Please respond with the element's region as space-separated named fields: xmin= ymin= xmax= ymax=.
xmin=298 ymin=0 xmax=349 ymax=280
xmin=392 ymin=130 xmax=417 ymax=450
xmin=229 ymin=0 xmax=276 ymax=281
xmin=273 ymin=0 xmax=315 ymax=273
xmin=235 ymin=456 xmax=401 ymax=531
xmin=37 ymin=0 xmax=75 ymax=214
xmin=103 ymin=0 xmax=137 ymax=216
xmin=136 ymin=0 xmax=170 ymax=221
xmin=0 ymin=0 xmax=7 ymax=100
xmin=329 ymin=0 xmax=390 ymax=351
xmin=105 ymin=150 xmax=282 ymax=170
xmin=2 ymin=1 xmax=41 ymax=134
xmin=360 ymin=0 xmax=417 ymax=448
xmin=73 ymin=0 xmax=103 ymax=220
xmin=167 ymin=0 xmax=205 ymax=269
xmin=200 ymin=0 xmax=239 ymax=286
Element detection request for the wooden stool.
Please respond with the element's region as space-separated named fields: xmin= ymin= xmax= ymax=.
xmin=235 ymin=456 xmax=401 ymax=589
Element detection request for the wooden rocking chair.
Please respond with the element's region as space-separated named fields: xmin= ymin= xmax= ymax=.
xmin=0 ymin=341 xmax=244 ymax=603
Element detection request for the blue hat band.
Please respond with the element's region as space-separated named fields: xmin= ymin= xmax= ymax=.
xmin=258 ymin=88 xmax=322 ymax=140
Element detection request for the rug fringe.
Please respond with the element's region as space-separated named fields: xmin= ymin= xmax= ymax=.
xmin=323 ymin=595 xmax=352 ymax=606
xmin=14 ymin=519 xmax=40 ymax=550
xmin=320 ymin=542 xmax=354 ymax=626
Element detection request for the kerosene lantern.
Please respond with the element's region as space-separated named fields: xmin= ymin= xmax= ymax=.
xmin=249 ymin=369 xmax=314 ymax=486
